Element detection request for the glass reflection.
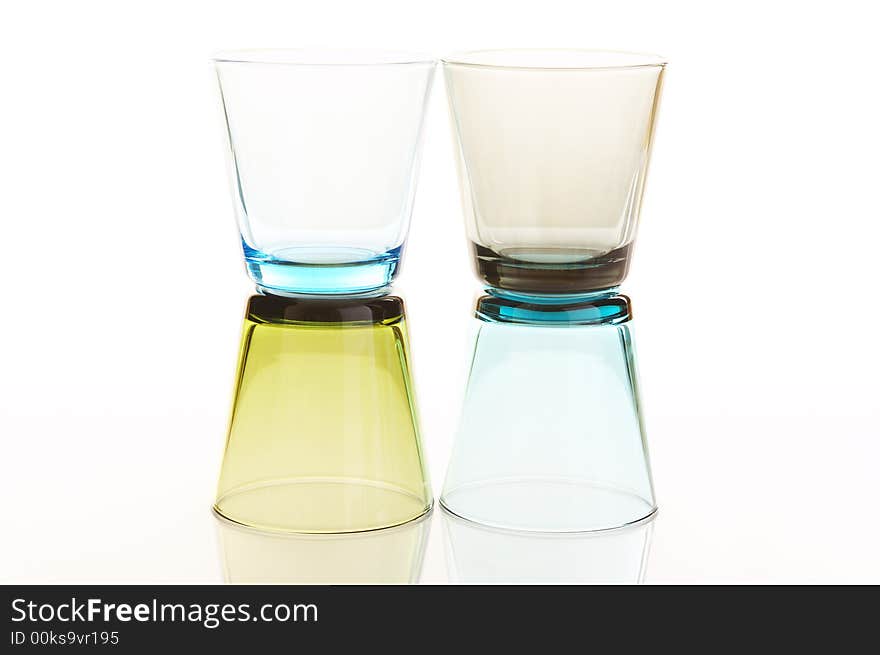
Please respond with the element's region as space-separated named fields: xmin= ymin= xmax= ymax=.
xmin=441 ymin=508 xmax=654 ymax=584
xmin=215 ymin=511 xmax=431 ymax=584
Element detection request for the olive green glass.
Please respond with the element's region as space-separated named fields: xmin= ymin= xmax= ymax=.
xmin=214 ymin=294 xmax=431 ymax=533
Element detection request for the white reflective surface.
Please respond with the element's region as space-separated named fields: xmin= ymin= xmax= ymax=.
xmin=441 ymin=510 xmax=653 ymax=584
xmin=215 ymin=512 xmax=431 ymax=584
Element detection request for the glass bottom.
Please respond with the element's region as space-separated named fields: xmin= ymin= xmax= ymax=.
xmin=244 ymin=245 xmax=401 ymax=295
xmin=440 ymin=477 xmax=656 ymax=533
xmin=473 ymin=242 xmax=632 ymax=296
xmin=215 ymin=477 xmax=432 ymax=534
xmin=476 ymin=292 xmax=631 ymax=325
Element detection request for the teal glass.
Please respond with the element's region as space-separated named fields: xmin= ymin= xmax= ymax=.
xmin=440 ymin=293 xmax=656 ymax=532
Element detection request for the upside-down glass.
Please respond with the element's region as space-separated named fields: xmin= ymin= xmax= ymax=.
xmin=214 ymin=294 xmax=431 ymax=533
xmin=440 ymin=293 xmax=656 ymax=532
xmin=215 ymin=50 xmax=435 ymax=295
xmin=443 ymin=50 xmax=665 ymax=296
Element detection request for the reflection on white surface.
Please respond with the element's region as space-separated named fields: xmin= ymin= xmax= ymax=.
xmin=215 ymin=511 xmax=431 ymax=584
xmin=441 ymin=508 xmax=653 ymax=584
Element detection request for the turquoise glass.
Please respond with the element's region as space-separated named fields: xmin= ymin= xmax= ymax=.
xmin=440 ymin=293 xmax=656 ymax=532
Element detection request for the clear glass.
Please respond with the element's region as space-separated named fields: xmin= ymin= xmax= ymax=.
xmin=443 ymin=49 xmax=666 ymax=296
xmin=440 ymin=294 xmax=656 ymax=532
xmin=441 ymin=508 xmax=653 ymax=583
xmin=215 ymin=512 xmax=430 ymax=583
xmin=214 ymin=294 xmax=432 ymax=533
xmin=215 ymin=50 xmax=436 ymax=295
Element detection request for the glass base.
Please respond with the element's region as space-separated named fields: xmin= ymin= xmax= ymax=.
xmin=441 ymin=478 xmax=656 ymax=533
xmin=476 ymin=292 xmax=631 ymax=325
xmin=244 ymin=245 xmax=401 ymax=295
xmin=473 ymin=242 xmax=632 ymax=296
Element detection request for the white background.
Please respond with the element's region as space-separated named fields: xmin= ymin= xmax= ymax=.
xmin=1 ymin=0 xmax=878 ymax=583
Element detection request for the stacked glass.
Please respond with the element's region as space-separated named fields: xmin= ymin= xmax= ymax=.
xmin=210 ymin=47 xmax=667 ymax=539
xmin=212 ymin=50 xmax=435 ymax=534
xmin=439 ymin=50 xmax=666 ymax=532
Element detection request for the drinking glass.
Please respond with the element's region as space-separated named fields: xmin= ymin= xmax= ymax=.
xmin=440 ymin=293 xmax=656 ymax=532
xmin=214 ymin=293 xmax=432 ymax=533
xmin=215 ymin=50 xmax=435 ymax=295
xmin=443 ymin=49 xmax=665 ymax=296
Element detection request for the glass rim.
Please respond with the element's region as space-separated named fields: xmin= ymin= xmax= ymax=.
xmin=441 ymin=48 xmax=667 ymax=71
xmin=212 ymin=48 xmax=436 ymax=67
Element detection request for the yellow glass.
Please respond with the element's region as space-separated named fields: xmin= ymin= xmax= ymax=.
xmin=214 ymin=294 xmax=432 ymax=533
xmin=215 ymin=512 xmax=431 ymax=583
